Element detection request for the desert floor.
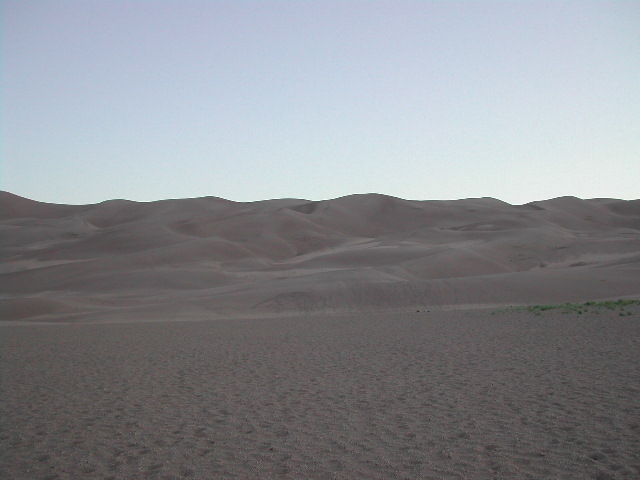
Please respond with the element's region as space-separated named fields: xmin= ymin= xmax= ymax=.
xmin=2 ymin=306 xmax=639 ymax=479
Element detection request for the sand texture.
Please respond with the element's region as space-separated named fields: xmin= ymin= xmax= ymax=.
xmin=2 ymin=192 xmax=639 ymax=478
xmin=1 ymin=192 xmax=639 ymax=321
xmin=2 ymin=307 xmax=640 ymax=479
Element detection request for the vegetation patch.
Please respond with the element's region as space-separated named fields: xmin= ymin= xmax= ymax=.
xmin=496 ymin=299 xmax=639 ymax=316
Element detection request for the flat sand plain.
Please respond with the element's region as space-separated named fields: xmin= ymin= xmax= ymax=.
xmin=2 ymin=307 xmax=639 ymax=479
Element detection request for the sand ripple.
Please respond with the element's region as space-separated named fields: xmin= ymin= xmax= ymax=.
xmin=2 ymin=309 xmax=639 ymax=479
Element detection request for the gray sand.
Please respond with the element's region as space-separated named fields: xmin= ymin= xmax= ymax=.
xmin=2 ymin=308 xmax=639 ymax=479
xmin=3 ymin=193 xmax=639 ymax=322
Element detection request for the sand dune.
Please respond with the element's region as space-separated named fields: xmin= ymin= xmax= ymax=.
xmin=2 ymin=192 xmax=640 ymax=479
xmin=1 ymin=191 xmax=639 ymax=322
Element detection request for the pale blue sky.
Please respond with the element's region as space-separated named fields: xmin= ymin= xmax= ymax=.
xmin=2 ymin=1 xmax=638 ymax=205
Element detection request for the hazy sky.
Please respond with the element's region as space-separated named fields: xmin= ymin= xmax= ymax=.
xmin=2 ymin=1 xmax=638 ymax=205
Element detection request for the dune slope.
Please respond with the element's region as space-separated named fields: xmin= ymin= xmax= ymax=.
xmin=1 ymin=192 xmax=639 ymax=321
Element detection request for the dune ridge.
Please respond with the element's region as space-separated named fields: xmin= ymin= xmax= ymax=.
xmin=1 ymin=191 xmax=639 ymax=322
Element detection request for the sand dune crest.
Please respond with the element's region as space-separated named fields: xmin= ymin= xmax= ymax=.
xmin=1 ymin=192 xmax=638 ymax=322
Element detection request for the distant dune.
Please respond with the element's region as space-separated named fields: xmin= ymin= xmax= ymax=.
xmin=1 ymin=192 xmax=639 ymax=322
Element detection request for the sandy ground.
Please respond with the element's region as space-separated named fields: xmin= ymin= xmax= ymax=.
xmin=2 ymin=192 xmax=639 ymax=478
xmin=2 ymin=307 xmax=639 ymax=479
